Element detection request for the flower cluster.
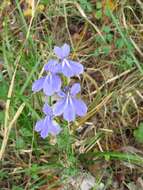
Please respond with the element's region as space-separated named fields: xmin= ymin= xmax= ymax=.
xmin=32 ymin=43 xmax=87 ymax=139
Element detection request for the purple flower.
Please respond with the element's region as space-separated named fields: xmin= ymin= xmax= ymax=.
xmin=54 ymin=43 xmax=84 ymax=77
xmin=53 ymin=83 xmax=87 ymax=122
xmin=32 ymin=60 xmax=61 ymax=96
xmin=35 ymin=104 xmax=61 ymax=139
xmin=44 ymin=59 xmax=61 ymax=73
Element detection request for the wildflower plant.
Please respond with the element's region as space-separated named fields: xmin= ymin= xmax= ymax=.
xmin=32 ymin=43 xmax=87 ymax=139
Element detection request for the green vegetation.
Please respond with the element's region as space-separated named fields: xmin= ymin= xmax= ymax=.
xmin=0 ymin=0 xmax=143 ymax=189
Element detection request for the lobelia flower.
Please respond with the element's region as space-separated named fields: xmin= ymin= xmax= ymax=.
xmin=32 ymin=60 xmax=61 ymax=96
xmin=35 ymin=103 xmax=61 ymax=139
xmin=53 ymin=83 xmax=87 ymax=122
xmin=54 ymin=43 xmax=84 ymax=77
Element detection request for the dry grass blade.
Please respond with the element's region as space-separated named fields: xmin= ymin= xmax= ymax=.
xmin=0 ymin=103 xmax=25 ymax=160
xmin=70 ymin=2 xmax=106 ymax=42
xmin=77 ymin=93 xmax=113 ymax=127
xmin=26 ymin=0 xmax=41 ymax=40
xmin=4 ymin=64 xmax=18 ymax=131
xmin=136 ymin=0 xmax=143 ymax=10
xmin=89 ymin=68 xmax=135 ymax=96
xmin=0 ymin=61 xmax=24 ymax=160
xmin=130 ymin=37 xmax=143 ymax=57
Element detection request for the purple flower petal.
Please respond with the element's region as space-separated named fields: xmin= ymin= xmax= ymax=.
xmin=43 ymin=74 xmax=61 ymax=96
xmin=43 ymin=75 xmax=53 ymax=96
xmin=35 ymin=115 xmax=61 ymax=139
xmin=70 ymin=83 xmax=81 ymax=96
xmin=52 ymin=82 xmax=87 ymax=122
xmin=72 ymin=98 xmax=87 ymax=116
xmin=54 ymin=46 xmax=63 ymax=59
xmin=44 ymin=59 xmax=61 ymax=73
xmin=32 ymin=77 xmax=45 ymax=92
xmin=35 ymin=119 xmax=44 ymax=132
xmin=43 ymin=103 xmax=53 ymax=116
xmin=40 ymin=127 xmax=49 ymax=139
xmin=40 ymin=116 xmax=50 ymax=139
xmin=61 ymin=59 xmax=75 ymax=77
xmin=54 ymin=43 xmax=70 ymax=59
xmin=49 ymin=121 xmax=61 ymax=135
xmin=52 ymin=74 xmax=61 ymax=92
xmin=63 ymin=97 xmax=76 ymax=122
xmin=53 ymin=98 xmax=66 ymax=116
xmin=61 ymin=59 xmax=84 ymax=77
xmin=40 ymin=117 xmax=61 ymax=138
xmin=68 ymin=60 xmax=84 ymax=75
xmin=62 ymin=43 xmax=70 ymax=58
xmin=57 ymin=90 xmax=66 ymax=98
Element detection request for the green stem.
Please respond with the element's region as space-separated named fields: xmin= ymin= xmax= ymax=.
xmin=79 ymin=151 xmax=143 ymax=164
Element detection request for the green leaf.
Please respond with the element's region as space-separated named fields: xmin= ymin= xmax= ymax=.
xmin=0 ymin=112 xmax=4 ymax=123
xmin=102 ymin=46 xmax=110 ymax=55
xmin=134 ymin=123 xmax=143 ymax=143
xmin=115 ymin=38 xmax=125 ymax=49
xmin=15 ymin=137 xmax=25 ymax=149
xmin=25 ymin=164 xmax=39 ymax=179
xmin=102 ymin=26 xmax=111 ymax=33
xmin=12 ymin=187 xmax=23 ymax=190
xmin=106 ymin=34 xmax=113 ymax=42
xmin=96 ymin=2 xmax=102 ymax=9
xmin=105 ymin=154 xmax=110 ymax=161
xmin=0 ymin=81 xmax=8 ymax=99
xmin=78 ymin=0 xmax=92 ymax=12
xmin=20 ymin=127 xmax=32 ymax=137
xmin=94 ymin=49 xmax=100 ymax=57
xmin=96 ymin=10 xmax=102 ymax=19
xmin=105 ymin=7 xmax=112 ymax=18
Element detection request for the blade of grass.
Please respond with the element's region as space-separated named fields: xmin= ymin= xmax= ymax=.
xmin=73 ymin=2 xmax=106 ymax=43
xmin=0 ymin=102 xmax=25 ymax=160
xmin=108 ymin=7 xmax=143 ymax=74
xmin=76 ymin=93 xmax=113 ymax=127
xmin=19 ymin=56 xmax=41 ymax=95
xmin=79 ymin=151 xmax=143 ymax=165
